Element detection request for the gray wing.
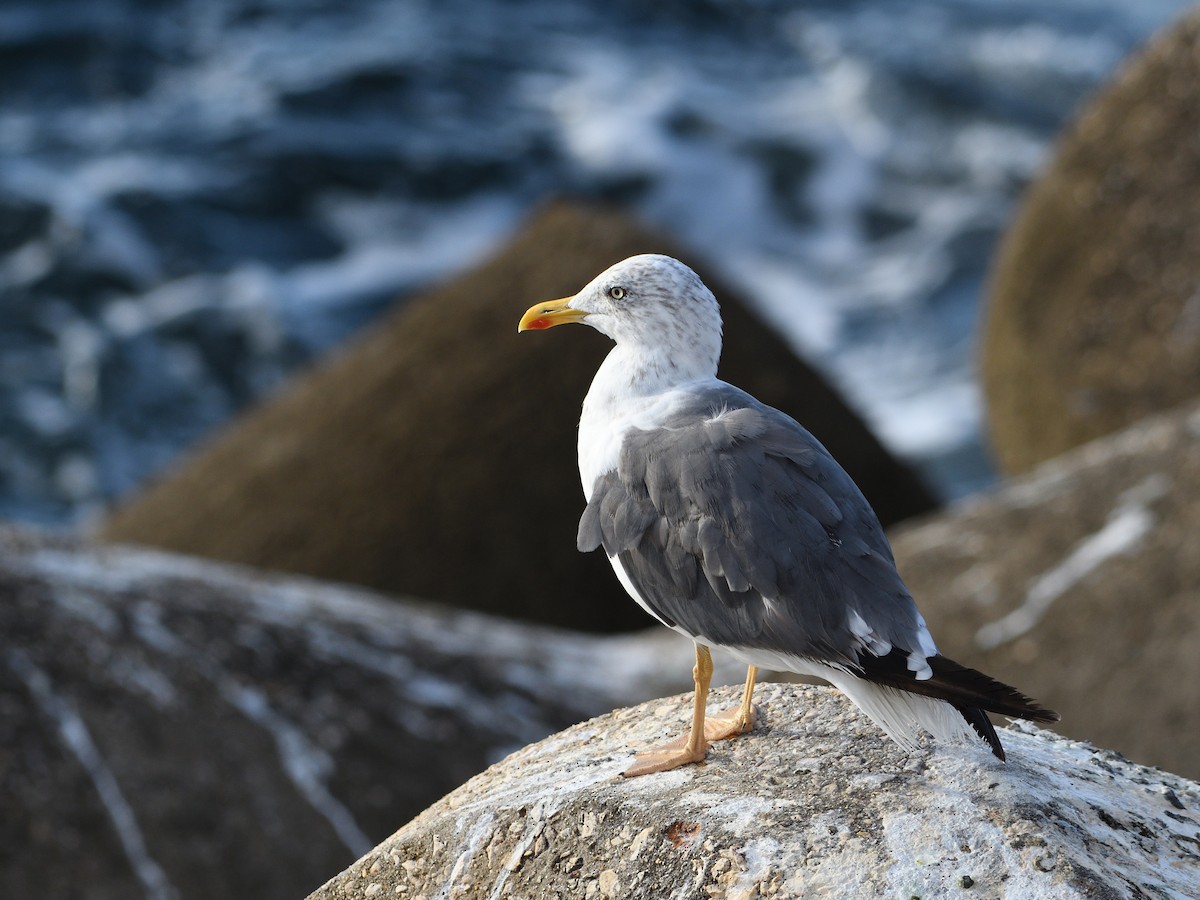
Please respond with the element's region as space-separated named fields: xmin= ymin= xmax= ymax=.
xmin=577 ymin=383 xmax=927 ymax=670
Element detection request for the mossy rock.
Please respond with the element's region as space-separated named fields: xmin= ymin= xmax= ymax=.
xmin=982 ymin=9 xmax=1200 ymax=474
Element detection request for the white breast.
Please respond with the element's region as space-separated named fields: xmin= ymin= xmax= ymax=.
xmin=575 ymin=345 xmax=720 ymax=633
xmin=577 ymin=350 xmax=719 ymax=500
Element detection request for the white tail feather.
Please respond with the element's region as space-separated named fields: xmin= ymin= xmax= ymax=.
xmin=722 ymin=645 xmax=986 ymax=752
xmin=823 ymin=669 xmax=977 ymax=750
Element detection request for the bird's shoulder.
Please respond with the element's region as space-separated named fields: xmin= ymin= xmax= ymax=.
xmin=580 ymin=381 xmax=891 ymax=564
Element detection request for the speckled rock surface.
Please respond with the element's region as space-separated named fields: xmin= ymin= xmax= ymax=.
xmin=981 ymin=8 xmax=1200 ymax=473
xmin=891 ymin=400 xmax=1200 ymax=780
xmin=0 ymin=524 xmax=733 ymax=900
xmin=308 ymin=682 xmax=1200 ymax=900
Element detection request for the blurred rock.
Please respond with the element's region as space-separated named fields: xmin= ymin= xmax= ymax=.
xmin=0 ymin=523 xmax=719 ymax=900
xmin=100 ymin=202 xmax=936 ymax=632
xmin=890 ymin=400 xmax=1200 ymax=779
xmin=309 ymin=682 xmax=1200 ymax=900
xmin=982 ymin=9 xmax=1200 ymax=473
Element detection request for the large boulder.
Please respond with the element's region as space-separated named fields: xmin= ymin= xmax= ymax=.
xmin=981 ymin=9 xmax=1200 ymax=473
xmin=890 ymin=400 xmax=1200 ymax=779
xmin=0 ymin=523 xmax=731 ymax=900
xmin=99 ymin=202 xmax=936 ymax=633
xmin=309 ymin=682 xmax=1200 ymax=900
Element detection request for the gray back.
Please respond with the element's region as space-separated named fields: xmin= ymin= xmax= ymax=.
xmin=578 ymin=383 xmax=924 ymax=668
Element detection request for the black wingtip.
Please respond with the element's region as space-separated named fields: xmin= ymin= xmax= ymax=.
xmin=956 ymin=704 xmax=1006 ymax=761
xmin=926 ymin=655 xmax=1060 ymax=724
xmin=858 ymin=651 xmax=1059 ymax=724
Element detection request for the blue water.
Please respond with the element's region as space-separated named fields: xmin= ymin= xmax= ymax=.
xmin=0 ymin=0 xmax=1191 ymax=525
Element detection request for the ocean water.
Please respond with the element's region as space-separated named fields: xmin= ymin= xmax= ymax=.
xmin=0 ymin=0 xmax=1191 ymax=525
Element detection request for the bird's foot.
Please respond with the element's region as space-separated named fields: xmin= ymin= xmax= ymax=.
xmin=622 ymin=735 xmax=708 ymax=777
xmin=704 ymin=704 xmax=755 ymax=742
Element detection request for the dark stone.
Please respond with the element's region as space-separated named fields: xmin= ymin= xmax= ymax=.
xmin=0 ymin=523 xmax=703 ymax=900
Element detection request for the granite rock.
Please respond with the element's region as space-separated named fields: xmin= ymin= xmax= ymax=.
xmin=309 ymin=682 xmax=1200 ymax=900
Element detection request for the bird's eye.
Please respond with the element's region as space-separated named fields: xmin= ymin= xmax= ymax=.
xmin=608 ymin=286 xmax=626 ymax=300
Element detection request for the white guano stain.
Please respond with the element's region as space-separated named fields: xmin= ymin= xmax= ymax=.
xmin=976 ymin=474 xmax=1168 ymax=650
xmin=486 ymin=799 xmax=549 ymax=900
xmin=433 ymin=810 xmax=495 ymax=900
xmin=727 ymin=836 xmax=780 ymax=900
xmin=7 ymin=649 xmax=179 ymax=900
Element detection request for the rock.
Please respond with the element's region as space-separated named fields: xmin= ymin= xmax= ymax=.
xmin=308 ymin=682 xmax=1200 ymax=900
xmin=0 ymin=523 xmax=733 ymax=900
xmin=890 ymin=399 xmax=1200 ymax=779
xmin=981 ymin=9 xmax=1200 ymax=473
xmin=99 ymin=201 xmax=936 ymax=632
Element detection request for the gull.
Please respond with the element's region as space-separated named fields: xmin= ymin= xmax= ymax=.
xmin=519 ymin=254 xmax=1057 ymax=776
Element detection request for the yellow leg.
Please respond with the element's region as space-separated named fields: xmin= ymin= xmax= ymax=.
xmin=623 ymin=643 xmax=714 ymax=777
xmin=704 ymin=664 xmax=758 ymax=741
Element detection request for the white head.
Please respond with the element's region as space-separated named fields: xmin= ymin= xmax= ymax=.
xmin=519 ymin=254 xmax=723 ymax=382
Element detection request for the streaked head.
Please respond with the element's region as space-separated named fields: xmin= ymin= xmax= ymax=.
xmin=518 ymin=254 xmax=723 ymax=374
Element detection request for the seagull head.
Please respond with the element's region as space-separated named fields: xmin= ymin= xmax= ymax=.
xmin=519 ymin=254 xmax=723 ymax=378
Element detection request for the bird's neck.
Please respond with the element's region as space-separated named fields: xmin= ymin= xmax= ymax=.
xmin=577 ymin=343 xmax=717 ymax=497
xmin=583 ymin=348 xmax=710 ymax=415
xmin=586 ymin=342 xmax=715 ymax=408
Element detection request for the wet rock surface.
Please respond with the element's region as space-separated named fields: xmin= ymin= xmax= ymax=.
xmin=309 ymin=682 xmax=1200 ymax=900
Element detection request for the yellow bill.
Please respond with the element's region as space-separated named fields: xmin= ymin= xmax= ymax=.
xmin=518 ymin=296 xmax=589 ymax=332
